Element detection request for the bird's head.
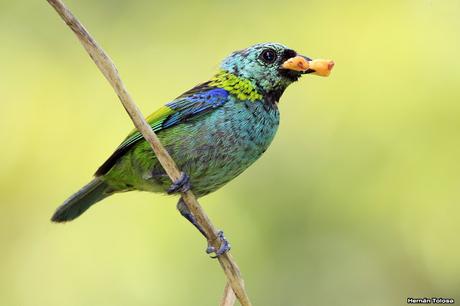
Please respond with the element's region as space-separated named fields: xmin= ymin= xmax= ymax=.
xmin=217 ymin=42 xmax=334 ymax=102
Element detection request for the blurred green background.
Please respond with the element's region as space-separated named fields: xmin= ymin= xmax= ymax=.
xmin=1 ymin=0 xmax=459 ymax=305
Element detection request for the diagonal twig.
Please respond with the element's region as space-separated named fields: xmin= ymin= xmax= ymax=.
xmin=46 ymin=1 xmax=251 ymax=305
xmin=220 ymin=282 xmax=237 ymax=306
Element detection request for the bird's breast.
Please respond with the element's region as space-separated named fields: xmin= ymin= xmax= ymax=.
xmin=177 ymin=97 xmax=280 ymax=195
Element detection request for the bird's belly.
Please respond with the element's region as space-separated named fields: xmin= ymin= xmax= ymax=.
xmin=186 ymin=129 xmax=275 ymax=196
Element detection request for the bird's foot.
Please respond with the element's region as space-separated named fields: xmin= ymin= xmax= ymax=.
xmin=206 ymin=230 xmax=231 ymax=258
xmin=167 ymin=172 xmax=191 ymax=194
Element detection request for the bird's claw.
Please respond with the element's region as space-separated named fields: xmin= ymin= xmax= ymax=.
xmin=206 ymin=230 xmax=231 ymax=258
xmin=167 ymin=172 xmax=191 ymax=194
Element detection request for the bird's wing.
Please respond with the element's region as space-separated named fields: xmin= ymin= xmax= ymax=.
xmin=94 ymin=86 xmax=229 ymax=176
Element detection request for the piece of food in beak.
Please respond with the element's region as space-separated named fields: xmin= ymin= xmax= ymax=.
xmin=309 ymin=59 xmax=335 ymax=77
xmin=281 ymin=55 xmax=310 ymax=72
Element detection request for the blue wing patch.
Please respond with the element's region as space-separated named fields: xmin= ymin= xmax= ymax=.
xmin=163 ymin=88 xmax=228 ymax=128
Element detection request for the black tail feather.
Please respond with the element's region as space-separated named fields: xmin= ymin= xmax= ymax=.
xmin=52 ymin=178 xmax=111 ymax=222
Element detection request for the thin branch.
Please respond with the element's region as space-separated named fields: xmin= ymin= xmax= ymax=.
xmin=221 ymin=282 xmax=237 ymax=306
xmin=46 ymin=1 xmax=251 ymax=305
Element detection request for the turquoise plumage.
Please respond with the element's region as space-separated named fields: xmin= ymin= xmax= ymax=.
xmin=52 ymin=42 xmax=332 ymax=254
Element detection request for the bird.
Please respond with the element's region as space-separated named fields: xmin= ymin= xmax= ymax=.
xmin=51 ymin=42 xmax=334 ymax=256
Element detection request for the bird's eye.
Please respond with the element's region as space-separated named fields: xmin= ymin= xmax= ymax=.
xmin=260 ymin=49 xmax=277 ymax=64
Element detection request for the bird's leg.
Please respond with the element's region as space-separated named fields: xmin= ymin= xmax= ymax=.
xmin=176 ymin=198 xmax=231 ymax=258
xmin=176 ymin=197 xmax=207 ymax=238
xmin=167 ymin=172 xmax=191 ymax=194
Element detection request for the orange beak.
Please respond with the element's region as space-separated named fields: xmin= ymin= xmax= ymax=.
xmin=281 ymin=56 xmax=335 ymax=77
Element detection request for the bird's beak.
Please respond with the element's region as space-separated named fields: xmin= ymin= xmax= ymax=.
xmin=281 ymin=55 xmax=335 ymax=77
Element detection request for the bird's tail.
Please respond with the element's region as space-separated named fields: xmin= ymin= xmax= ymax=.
xmin=51 ymin=178 xmax=112 ymax=223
